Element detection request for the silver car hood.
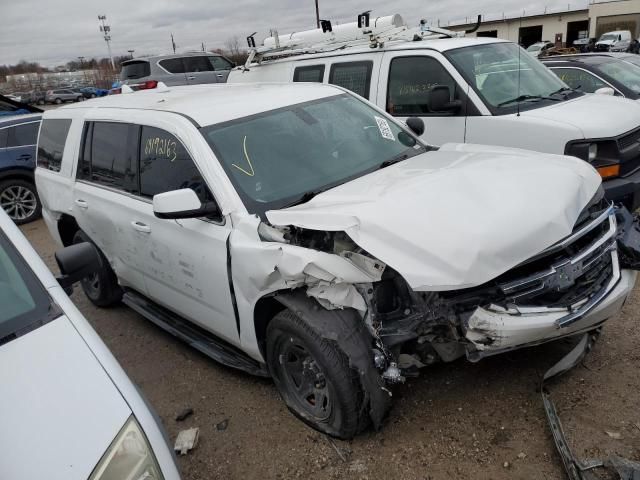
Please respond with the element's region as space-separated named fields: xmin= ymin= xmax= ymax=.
xmin=266 ymin=144 xmax=602 ymax=291
xmin=0 ymin=316 xmax=131 ymax=480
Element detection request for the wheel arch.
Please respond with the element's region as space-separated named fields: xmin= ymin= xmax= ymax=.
xmin=57 ymin=213 xmax=80 ymax=246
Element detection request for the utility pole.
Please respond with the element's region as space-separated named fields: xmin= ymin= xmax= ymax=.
xmin=171 ymin=33 xmax=176 ymax=54
xmin=77 ymin=56 xmax=85 ymax=68
xmin=315 ymin=0 xmax=320 ymax=28
xmin=127 ymin=49 xmax=135 ymax=59
xmin=98 ymin=15 xmax=115 ymax=70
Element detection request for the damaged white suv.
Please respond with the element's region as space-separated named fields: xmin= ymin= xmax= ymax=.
xmin=35 ymin=83 xmax=640 ymax=439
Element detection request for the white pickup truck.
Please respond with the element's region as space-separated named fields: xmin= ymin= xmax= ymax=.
xmin=35 ymin=83 xmax=640 ymax=439
xmin=230 ymin=14 xmax=640 ymax=211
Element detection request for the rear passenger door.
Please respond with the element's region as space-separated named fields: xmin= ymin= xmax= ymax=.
xmin=183 ymin=56 xmax=217 ymax=85
xmin=157 ymin=58 xmax=189 ymax=85
xmin=4 ymin=121 xmax=39 ymax=169
xmin=208 ymin=56 xmax=234 ymax=83
xmin=73 ymin=121 xmax=148 ymax=292
xmin=377 ymin=52 xmax=469 ymax=145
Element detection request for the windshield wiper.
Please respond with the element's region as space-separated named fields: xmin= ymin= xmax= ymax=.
xmin=550 ymin=86 xmax=577 ymax=98
xmin=379 ymin=153 xmax=410 ymax=170
xmin=497 ymin=94 xmax=561 ymax=107
xmin=284 ymin=187 xmax=332 ymax=208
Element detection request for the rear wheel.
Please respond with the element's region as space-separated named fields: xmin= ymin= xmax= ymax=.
xmin=72 ymin=230 xmax=122 ymax=307
xmin=266 ymin=309 xmax=368 ymax=439
xmin=0 ymin=179 xmax=41 ymax=225
xmin=54 ymin=98 xmax=62 ymax=104
xmin=90 ymin=93 xmax=97 ymax=98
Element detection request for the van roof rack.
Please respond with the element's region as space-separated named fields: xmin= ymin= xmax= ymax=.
xmin=242 ymin=13 xmax=482 ymax=69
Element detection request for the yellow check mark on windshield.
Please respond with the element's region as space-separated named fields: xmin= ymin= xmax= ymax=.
xmin=231 ymin=135 xmax=255 ymax=177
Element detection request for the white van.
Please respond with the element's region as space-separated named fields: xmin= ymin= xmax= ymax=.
xmin=596 ymin=30 xmax=632 ymax=52
xmin=229 ymin=14 xmax=640 ymax=210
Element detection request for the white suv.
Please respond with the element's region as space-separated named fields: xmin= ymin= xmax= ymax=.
xmin=35 ymin=83 xmax=640 ymax=439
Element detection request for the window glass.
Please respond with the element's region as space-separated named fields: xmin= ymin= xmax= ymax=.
xmin=201 ymin=94 xmax=424 ymax=217
xmin=387 ymin=57 xmax=460 ymax=116
xmin=90 ymin=122 xmax=139 ymax=193
xmin=140 ymin=126 xmax=212 ymax=203
xmin=159 ymin=58 xmax=185 ymax=74
xmin=77 ymin=123 xmax=92 ymax=180
xmin=208 ymin=56 xmax=233 ymax=70
xmin=7 ymin=122 xmax=39 ymax=147
xmin=294 ymin=65 xmax=325 ymax=83
xmin=183 ymin=56 xmax=213 ymax=72
xmin=551 ymin=67 xmax=607 ymax=93
xmin=121 ymin=60 xmax=151 ymax=79
xmin=329 ymin=61 xmax=373 ymax=99
xmin=598 ymin=60 xmax=640 ymax=94
xmin=37 ymin=119 xmax=71 ymax=172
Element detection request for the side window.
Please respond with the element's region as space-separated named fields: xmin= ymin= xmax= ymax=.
xmin=86 ymin=122 xmax=139 ymax=193
xmin=293 ymin=65 xmax=325 ymax=83
xmin=159 ymin=58 xmax=185 ymax=74
xmin=37 ymin=119 xmax=71 ymax=172
xmin=387 ymin=56 xmax=460 ymax=116
xmin=183 ymin=56 xmax=213 ymax=73
xmin=329 ymin=61 xmax=373 ymax=99
xmin=208 ymin=56 xmax=233 ymax=71
xmin=7 ymin=122 xmax=39 ymax=147
xmin=139 ymin=126 xmax=213 ymax=204
xmin=551 ymin=67 xmax=607 ymax=93
xmin=77 ymin=123 xmax=92 ymax=180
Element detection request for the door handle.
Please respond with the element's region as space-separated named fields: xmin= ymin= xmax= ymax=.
xmin=17 ymin=154 xmax=32 ymax=160
xmin=74 ymin=199 xmax=88 ymax=209
xmin=187 ymin=76 xmax=195 ymax=80
xmin=216 ymin=74 xmax=224 ymax=78
xmin=131 ymin=221 xmax=151 ymax=233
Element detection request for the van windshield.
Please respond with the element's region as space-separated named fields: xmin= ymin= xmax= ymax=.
xmin=599 ymin=59 xmax=640 ymax=93
xmin=600 ymin=34 xmax=619 ymax=42
xmin=446 ymin=43 xmax=580 ymax=115
xmin=200 ymin=94 xmax=425 ymax=217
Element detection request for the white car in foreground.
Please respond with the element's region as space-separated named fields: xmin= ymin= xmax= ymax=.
xmin=35 ymin=83 xmax=640 ymax=439
xmin=0 ymin=209 xmax=180 ymax=480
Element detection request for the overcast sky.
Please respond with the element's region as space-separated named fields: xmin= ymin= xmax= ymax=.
xmin=2 ymin=0 xmax=589 ymax=67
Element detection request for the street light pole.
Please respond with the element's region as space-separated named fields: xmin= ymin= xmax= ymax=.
xmin=98 ymin=15 xmax=115 ymax=70
xmin=315 ymin=0 xmax=320 ymax=28
xmin=127 ymin=49 xmax=135 ymax=59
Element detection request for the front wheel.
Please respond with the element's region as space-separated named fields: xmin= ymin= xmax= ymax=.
xmin=266 ymin=309 xmax=368 ymax=439
xmin=72 ymin=230 xmax=122 ymax=307
xmin=0 ymin=179 xmax=41 ymax=225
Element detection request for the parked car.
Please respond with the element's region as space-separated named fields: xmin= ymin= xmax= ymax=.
xmin=543 ymin=54 xmax=640 ymax=100
xmin=79 ymin=86 xmax=108 ymax=98
xmin=0 ymin=207 xmax=180 ymax=480
xmin=118 ymin=52 xmax=235 ymax=90
xmin=29 ymin=90 xmax=46 ymax=105
xmin=527 ymin=41 xmax=554 ymax=57
xmin=596 ymin=30 xmax=632 ymax=52
xmin=0 ymin=94 xmax=42 ymax=117
xmin=0 ymin=114 xmax=42 ymax=224
xmin=573 ymin=37 xmax=596 ymax=53
xmin=45 ymin=88 xmax=83 ymax=104
xmin=35 ymin=83 xmax=640 ymax=438
xmin=229 ymin=15 xmax=640 ymax=210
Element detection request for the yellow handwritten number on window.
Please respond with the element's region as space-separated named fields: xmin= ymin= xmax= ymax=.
xmin=231 ymin=135 xmax=255 ymax=177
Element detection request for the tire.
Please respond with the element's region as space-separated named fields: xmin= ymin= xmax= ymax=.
xmin=54 ymin=98 xmax=62 ymax=104
xmin=266 ymin=309 xmax=367 ymax=439
xmin=37 ymin=99 xmax=44 ymax=105
xmin=0 ymin=179 xmax=42 ymax=225
xmin=90 ymin=93 xmax=97 ymax=98
xmin=72 ymin=230 xmax=122 ymax=307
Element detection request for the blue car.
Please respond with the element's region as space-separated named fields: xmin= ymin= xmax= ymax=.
xmin=0 ymin=114 xmax=42 ymax=224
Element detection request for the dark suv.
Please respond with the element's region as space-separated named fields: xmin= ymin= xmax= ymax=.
xmin=0 ymin=114 xmax=42 ymax=224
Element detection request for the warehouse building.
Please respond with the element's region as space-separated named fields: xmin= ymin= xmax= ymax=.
xmin=448 ymin=0 xmax=640 ymax=47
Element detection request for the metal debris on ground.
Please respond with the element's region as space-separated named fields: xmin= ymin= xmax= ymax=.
xmin=216 ymin=419 xmax=229 ymax=431
xmin=175 ymin=407 xmax=194 ymax=422
xmin=605 ymin=430 xmax=623 ymax=440
xmin=541 ymin=329 xmax=640 ymax=480
xmin=174 ymin=427 xmax=200 ymax=455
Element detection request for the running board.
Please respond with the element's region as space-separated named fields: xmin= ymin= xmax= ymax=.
xmin=122 ymin=291 xmax=269 ymax=377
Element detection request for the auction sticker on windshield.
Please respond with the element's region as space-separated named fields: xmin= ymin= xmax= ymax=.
xmin=375 ymin=116 xmax=395 ymax=141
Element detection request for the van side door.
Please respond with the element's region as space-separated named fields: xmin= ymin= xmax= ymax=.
xmin=377 ymin=51 xmax=477 ymax=145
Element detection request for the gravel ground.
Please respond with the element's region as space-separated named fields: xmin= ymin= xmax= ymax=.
xmin=21 ymin=218 xmax=640 ymax=480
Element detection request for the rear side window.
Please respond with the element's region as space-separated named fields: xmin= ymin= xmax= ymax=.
xmin=7 ymin=122 xmax=39 ymax=147
xmin=37 ymin=119 xmax=71 ymax=172
xmin=294 ymin=65 xmax=325 ymax=83
xmin=159 ymin=58 xmax=185 ymax=74
xmin=80 ymin=122 xmax=139 ymax=193
xmin=183 ymin=56 xmax=213 ymax=72
xmin=387 ymin=56 xmax=460 ymax=116
xmin=139 ymin=126 xmax=212 ymax=203
xmin=208 ymin=56 xmax=233 ymax=70
xmin=329 ymin=61 xmax=373 ymax=99
xmin=121 ymin=60 xmax=151 ymax=80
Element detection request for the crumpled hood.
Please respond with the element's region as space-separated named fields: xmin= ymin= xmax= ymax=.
xmin=266 ymin=145 xmax=601 ymax=291
xmin=0 ymin=316 xmax=131 ymax=480
xmin=519 ymin=94 xmax=640 ymax=139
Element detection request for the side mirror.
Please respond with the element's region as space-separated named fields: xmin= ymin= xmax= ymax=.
xmin=406 ymin=117 xmax=425 ymax=137
xmin=153 ymin=188 xmax=220 ymax=220
xmin=55 ymin=242 xmax=101 ymax=293
xmin=595 ymin=87 xmax=615 ymax=96
xmin=429 ymin=85 xmax=462 ymax=113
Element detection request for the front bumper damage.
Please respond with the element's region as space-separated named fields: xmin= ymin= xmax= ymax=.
xmin=464 ymin=206 xmax=640 ymax=361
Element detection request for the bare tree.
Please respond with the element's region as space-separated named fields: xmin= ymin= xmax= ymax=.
xmin=222 ymin=36 xmax=248 ymax=64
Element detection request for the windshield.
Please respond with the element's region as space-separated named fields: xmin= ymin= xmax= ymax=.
xmin=622 ymin=55 xmax=640 ymax=68
xmin=600 ymin=34 xmax=619 ymax=42
xmin=201 ymin=94 xmax=425 ymax=216
xmin=527 ymin=44 xmax=542 ymax=52
xmin=446 ymin=43 xmax=576 ymax=115
xmin=599 ymin=59 xmax=640 ymax=93
xmin=0 ymin=230 xmax=56 ymax=343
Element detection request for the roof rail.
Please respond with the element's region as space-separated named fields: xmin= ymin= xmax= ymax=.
xmin=242 ymin=13 xmax=479 ymax=70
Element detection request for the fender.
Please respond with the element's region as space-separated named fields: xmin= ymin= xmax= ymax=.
xmin=0 ymin=167 xmax=35 ymax=182
xmin=275 ymin=291 xmax=391 ymax=430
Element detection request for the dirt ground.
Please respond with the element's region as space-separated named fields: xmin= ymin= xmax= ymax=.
xmin=21 ymin=218 xmax=640 ymax=480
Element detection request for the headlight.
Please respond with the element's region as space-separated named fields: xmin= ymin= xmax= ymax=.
xmin=565 ymin=140 xmax=620 ymax=179
xmin=89 ymin=416 xmax=164 ymax=480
